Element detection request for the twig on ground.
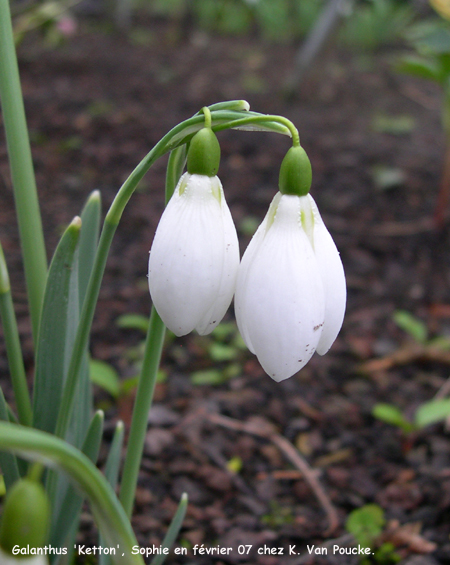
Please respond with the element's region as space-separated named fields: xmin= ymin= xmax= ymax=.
xmin=206 ymin=412 xmax=340 ymax=536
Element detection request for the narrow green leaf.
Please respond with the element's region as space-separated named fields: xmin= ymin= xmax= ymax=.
xmin=151 ymin=493 xmax=188 ymax=565
xmin=0 ymin=422 xmax=144 ymax=565
xmin=105 ymin=421 xmax=124 ymax=487
xmin=51 ymin=411 xmax=104 ymax=551
xmin=0 ymin=0 xmax=48 ymax=344
xmin=415 ymin=398 xmax=450 ymax=428
xmin=0 ymin=242 xmax=32 ymax=426
xmin=100 ymin=421 xmax=125 ymax=565
xmin=90 ymin=359 xmax=121 ymax=398
xmin=372 ymin=403 xmax=415 ymax=433
xmin=33 ymin=217 xmax=81 ymax=435
xmin=79 ymin=190 xmax=101 ymax=307
xmin=392 ymin=310 xmax=428 ymax=344
xmin=0 ymin=386 xmax=20 ymax=489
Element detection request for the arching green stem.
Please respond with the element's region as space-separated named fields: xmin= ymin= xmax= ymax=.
xmin=214 ymin=114 xmax=300 ymax=146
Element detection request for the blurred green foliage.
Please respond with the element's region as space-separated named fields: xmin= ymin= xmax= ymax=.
xmin=339 ymin=0 xmax=414 ymax=51
xmin=149 ymin=0 xmax=416 ymax=46
xmin=12 ymin=0 xmax=423 ymax=52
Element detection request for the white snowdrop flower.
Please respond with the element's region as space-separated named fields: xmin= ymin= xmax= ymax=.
xmin=235 ymin=146 xmax=346 ymax=381
xmin=148 ymin=125 xmax=239 ymax=336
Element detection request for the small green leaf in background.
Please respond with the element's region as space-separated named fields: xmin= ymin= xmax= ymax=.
xmin=372 ymin=114 xmax=416 ymax=135
xmin=209 ymin=342 xmax=238 ymax=362
xmin=191 ymin=369 xmax=224 ymax=386
xmin=427 ymin=335 xmax=450 ymax=350
xmin=415 ymin=398 xmax=450 ymax=428
xmin=396 ymin=56 xmax=441 ymax=83
xmin=239 ymin=215 xmax=260 ymax=236
xmin=116 ymin=314 xmax=150 ymax=334
xmin=372 ymin=403 xmax=415 ymax=434
xmin=226 ymin=456 xmax=242 ymax=474
xmin=371 ymin=165 xmax=406 ymax=191
xmin=392 ymin=310 xmax=428 ymax=344
xmin=211 ymin=321 xmax=236 ymax=340
xmin=346 ymin=504 xmax=385 ymax=549
xmin=89 ymin=360 xmax=120 ymax=398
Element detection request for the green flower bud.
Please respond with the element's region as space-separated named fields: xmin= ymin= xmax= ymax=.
xmin=0 ymin=479 xmax=50 ymax=556
xmin=279 ymin=145 xmax=312 ymax=197
xmin=187 ymin=128 xmax=221 ymax=177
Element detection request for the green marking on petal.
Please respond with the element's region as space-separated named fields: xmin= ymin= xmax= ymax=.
xmin=178 ymin=177 xmax=188 ymax=196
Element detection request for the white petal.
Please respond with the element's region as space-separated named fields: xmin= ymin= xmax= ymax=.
xmin=234 ymin=192 xmax=282 ymax=354
xmin=235 ymin=194 xmax=325 ymax=381
xmin=149 ymin=173 xmax=234 ymax=336
xmin=195 ymin=177 xmax=240 ymax=335
xmin=308 ymin=195 xmax=346 ymax=355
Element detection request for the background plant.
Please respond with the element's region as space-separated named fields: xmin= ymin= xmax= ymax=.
xmin=396 ymin=1 xmax=450 ymax=225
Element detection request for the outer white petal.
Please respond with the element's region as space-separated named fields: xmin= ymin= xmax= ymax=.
xmin=195 ymin=177 xmax=240 ymax=335
xmin=234 ymin=192 xmax=282 ymax=354
xmin=235 ymin=194 xmax=325 ymax=382
xmin=308 ymin=195 xmax=346 ymax=355
xmin=149 ymin=173 xmax=235 ymax=336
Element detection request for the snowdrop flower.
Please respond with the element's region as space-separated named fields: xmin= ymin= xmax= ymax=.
xmin=149 ymin=126 xmax=239 ymax=336
xmin=235 ymin=146 xmax=346 ymax=382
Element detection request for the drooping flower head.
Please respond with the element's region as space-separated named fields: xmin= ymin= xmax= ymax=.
xmin=148 ymin=124 xmax=239 ymax=336
xmin=235 ymin=145 xmax=346 ymax=381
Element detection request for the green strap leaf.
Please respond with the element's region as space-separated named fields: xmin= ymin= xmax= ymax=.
xmin=33 ymin=217 xmax=81 ymax=435
xmin=100 ymin=421 xmax=125 ymax=565
xmin=0 ymin=242 xmax=32 ymax=426
xmin=0 ymin=386 xmax=20 ymax=489
xmin=50 ymin=411 xmax=104 ymax=554
xmin=151 ymin=493 xmax=188 ymax=565
xmin=79 ymin=190 xmax=101 ymax=308
xmin=0 ymin=422 xmax=144 ymax=565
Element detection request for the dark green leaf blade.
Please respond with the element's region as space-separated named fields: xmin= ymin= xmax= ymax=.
xmin=33 ymin=217 xmax=81 ymax=434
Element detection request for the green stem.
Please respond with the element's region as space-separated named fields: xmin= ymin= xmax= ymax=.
xmin=0 ymin=0 xmax=47 ymax=343
xmin=119 ymin=143 xmax=184 ymax=517
xmin=202 ymin=106 xmax=212 ymax=129
xmin=214 ymin=114 xmax=300 ymax=146
xmin=119 ymin=308 xmax=166 ymax=517
xmin=0 ymin=243 xmax=32 ymax=427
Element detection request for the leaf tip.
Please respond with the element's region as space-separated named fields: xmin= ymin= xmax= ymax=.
xmin=71 ymin=216 xmax=82 ymax=230
xmin=88 ymin=190 xmax=101 ymax=203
